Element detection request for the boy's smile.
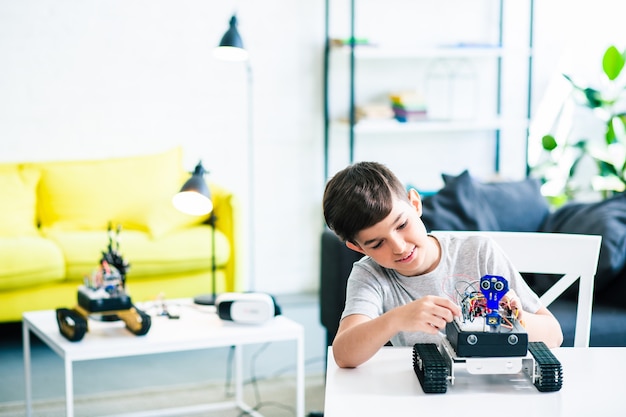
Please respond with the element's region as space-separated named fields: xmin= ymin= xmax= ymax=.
xmin=346 ymin=190 xmax=440 ymax=277
xmin=396 ymin=245 xmax=416 ymax=263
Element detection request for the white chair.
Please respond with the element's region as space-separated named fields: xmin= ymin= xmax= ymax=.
xmin=435 ymin=231 xmax=602 ymax=347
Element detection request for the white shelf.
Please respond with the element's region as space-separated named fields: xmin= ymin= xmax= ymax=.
xmin=332 ymin=118 xmax=528 ymax=135
xmin=330 ymin=45 xmax=531 ymax=60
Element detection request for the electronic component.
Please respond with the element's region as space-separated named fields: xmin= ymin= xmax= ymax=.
xmin=448 ymin=274 xmax=527 ymax=357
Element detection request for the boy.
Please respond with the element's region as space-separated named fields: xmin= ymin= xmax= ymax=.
xmin=323 ymin=162 xmax=563 ymax=368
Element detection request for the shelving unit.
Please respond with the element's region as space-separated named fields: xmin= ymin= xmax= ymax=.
xmin=323 ymin=0 xmax=534 ymax=185
xmin=333 ymin=118 xmax=509 ymax=134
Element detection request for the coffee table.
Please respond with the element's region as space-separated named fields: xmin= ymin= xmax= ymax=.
xmin=22 ymin=300 xmax=305 ymax=417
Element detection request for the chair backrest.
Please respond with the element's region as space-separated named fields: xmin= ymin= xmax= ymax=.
xmin=435 ymin=231 xmax=602 ymax=347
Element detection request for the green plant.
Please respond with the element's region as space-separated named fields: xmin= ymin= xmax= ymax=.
xmin=531 ymin=45 xmax=626 ymax=206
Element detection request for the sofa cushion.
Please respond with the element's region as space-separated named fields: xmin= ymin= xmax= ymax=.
xmin=0 ymin=164 xmax=40 ymax=237
xmin=0 ymin=236 xmax=65 ymax=290
xmin=540 ymin=193 xmax=626 ymax=293
xmin=464 ymin=174 xmax=550 ymax=232
xmin=34 ymin=147 xmax=197 ymax=234
xmin=421 ymin=170 xmax=550 ymax=232
xmin=421 ymin=170 xmax=498 ymax=231
xmin=43 ymin=226 xmax=231 ymax=281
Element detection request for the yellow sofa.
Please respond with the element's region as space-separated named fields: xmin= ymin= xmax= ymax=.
xmin=0 ymin=147 xmax=242 ymax=322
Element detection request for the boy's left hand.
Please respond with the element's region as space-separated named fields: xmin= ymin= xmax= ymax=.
xmin=500 ymin=289 xmax=522 ymax=319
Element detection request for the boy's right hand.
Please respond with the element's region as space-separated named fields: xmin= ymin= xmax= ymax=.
xmin=394 ymin=295 xmax=461 ymax=334
xmin=333 ymin=296 xmax=462 ymax=368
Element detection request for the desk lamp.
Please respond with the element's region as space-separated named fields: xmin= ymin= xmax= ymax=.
xmin=214 ymin=14 xmax=249 ymax=62
xmin=172 ymin=161 xmax=218 ymax=305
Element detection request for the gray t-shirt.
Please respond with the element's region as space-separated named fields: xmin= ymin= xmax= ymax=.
xmin=341 ymin=233 xmax=542 ymax=346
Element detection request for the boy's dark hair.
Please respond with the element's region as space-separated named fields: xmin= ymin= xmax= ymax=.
xmin=323 ymin=161 xmax=408 ymax=243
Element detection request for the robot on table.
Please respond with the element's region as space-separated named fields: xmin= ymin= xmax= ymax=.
xmin=55 ymin=224 xmax=151 ymax=342
xmin=412 ymin=275 xmax=563 ymax=393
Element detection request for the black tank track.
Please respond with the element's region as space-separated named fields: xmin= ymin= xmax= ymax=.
xmin=412 ymin=343 xmax=448 ymax=393
xmin=528 ymin=341 xmax=563 ymax=392
xmin=56 ymin=308 xmax=88 ymax=342
xmin=130 ymin=306 xmax=152 ymax=336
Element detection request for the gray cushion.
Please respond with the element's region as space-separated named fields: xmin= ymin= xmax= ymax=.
xmin=540 ymin=193 xmax=626 ymax=293
xmin=421 ymin=170 xmax=550 ymax=233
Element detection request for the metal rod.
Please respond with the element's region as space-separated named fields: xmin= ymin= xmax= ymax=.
xmin=349 ymin=0 xmax=356 ymax=163
xmin=323 ymin=0 xmax=330 ymax=180
xmin=247 ymin=61 xmax=255 ymax=291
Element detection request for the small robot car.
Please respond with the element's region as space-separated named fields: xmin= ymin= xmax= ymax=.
xmin=412 ymin=275 xmax=562 ymax=393
xmin=55 ymin=224 xmax=151 ymax=342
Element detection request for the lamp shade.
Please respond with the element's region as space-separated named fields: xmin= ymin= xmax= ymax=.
xmin=172 ymin=161 xmax=213 ymax=216
xmin=214 ymin=14 xmax=249 ymax=62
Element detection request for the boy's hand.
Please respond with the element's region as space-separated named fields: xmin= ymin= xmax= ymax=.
xmin=395 ymin=295 xmax=461 ymax=334
xmin=501 ymin=289 xmax=523 ymax=320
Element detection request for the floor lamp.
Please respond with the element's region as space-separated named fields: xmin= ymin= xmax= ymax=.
xmin=214 ymin=14 xmax=255 ymax=291
xmin=172 ymin=161 xmax=218 ymax=305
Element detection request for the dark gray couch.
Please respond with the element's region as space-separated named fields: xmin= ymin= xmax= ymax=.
xmin=320 ymin=171 xmax=626 ymax=347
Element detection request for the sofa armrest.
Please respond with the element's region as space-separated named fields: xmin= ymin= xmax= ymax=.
xmin=209 ymin=182 xmax=243 ymax=292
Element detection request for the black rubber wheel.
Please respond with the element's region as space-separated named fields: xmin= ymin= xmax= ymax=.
xmin=126 ymin=306 xmax=151 ymax=336
xmin=528 ymin=341 xmax=563 ymax=392
xmin=413 ymin=343 xmax=448 ymax=393
xmin=56 ymin=308 xmax=88 ymax=342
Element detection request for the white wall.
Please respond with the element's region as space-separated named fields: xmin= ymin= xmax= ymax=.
xmin=1 ymin=0 xmax=624 ymax=295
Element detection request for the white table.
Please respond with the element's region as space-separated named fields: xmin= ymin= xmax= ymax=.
xmin=23 ymin=301 xmax=305 ymax=417
xmin=325 ymin=346 xmax=624 ymax=417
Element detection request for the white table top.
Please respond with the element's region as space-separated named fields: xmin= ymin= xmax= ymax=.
xmin=325 ymin=346 xmax=624 ymax=417
xmin=23 ymin=299 xmax=304 ymax=361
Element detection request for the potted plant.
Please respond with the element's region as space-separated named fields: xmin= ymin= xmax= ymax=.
xmin=530 ymin=45 xmax=626 ymax=207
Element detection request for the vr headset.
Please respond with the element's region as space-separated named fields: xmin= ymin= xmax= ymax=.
xmin=215 ymin=292 xmax=282 ymax=324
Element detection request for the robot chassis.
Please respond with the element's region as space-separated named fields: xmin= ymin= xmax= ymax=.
xmin=412 ymin=275 xmax=563 ymax=394
xmin=55 ymin=224 xmax=151 ymax=342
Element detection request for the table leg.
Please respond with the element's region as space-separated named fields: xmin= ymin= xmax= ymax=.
xmin=234 ymin=345 xmax=243 ymax=405
xmin=234 ymin=345 xmax=264 ymax=416
xmin=65 ymin=358 xmax=74 ymax=417
xmin=23 ymin=321 xmax=32 ymax=417
xmin=296 ymin=334 xmax=305 ymax=417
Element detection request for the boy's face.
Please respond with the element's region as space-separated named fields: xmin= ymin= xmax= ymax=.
xmin=346 ymin=189 xmax=439 ymax=277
